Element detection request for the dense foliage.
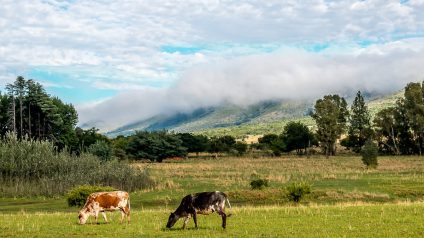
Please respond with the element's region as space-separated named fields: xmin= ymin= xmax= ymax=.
xmin=0 ymin=133 xmax=154 ymax=197
xmin=126 ymin=131 xmax=187 ymax=162
xmin=1 ymin=77 xmax=78 ymax=149
xmin=281 ymin=121 xmax=316 ymax=155
xmin=312 ymin=95 xmax=349 ymax=158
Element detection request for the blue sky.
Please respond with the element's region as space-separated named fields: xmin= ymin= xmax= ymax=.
xmin=1 ymin=0 xmax=424 ymax=130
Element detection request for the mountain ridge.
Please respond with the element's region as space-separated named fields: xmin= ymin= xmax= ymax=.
xmin=104 ymin=90 xmax=403 ymax=138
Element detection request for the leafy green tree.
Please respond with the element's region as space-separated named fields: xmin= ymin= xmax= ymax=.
xmin=269 ymin=137 xmax=286 ymax=156
xmin=281 ymin=121 xmax=315 ymax=155
xmin=403 ymin=82 xmax=424 ymax=155
xmin=373 ymin=99 xmax=414 ymax=155
xmin=126 ymin=131 xmax=187 ymax=162
xmin=72 ymin=127 xmax=109 ymax=155
xmin=177 ymin=133 xmax=209 ymax=156
xmin=373 ymin=107 xmax=399 ymax=154
xmin=207 ymin=136 xmax=224 ymax=158
xmin=218 ymin=135 xmax=236 ymax=152
xmin=258 ymin=134 xmax=286 ymax=156
xmin=312 ymin=94 xmax=349 ymax=158
xmin=111 ymin=135 xmax=130 ymax=160
xmin=207 ymin=135 xmax=237 ymax=157
xmin=233 ymin=141 xmax=248 ymax=156
xmin=88 ymin=140 xmax=113 ymax=162
xmin=258 ymin=134 xmax=279 ymax=145
xmin=344 ymin=91 xmax=372 ymax=152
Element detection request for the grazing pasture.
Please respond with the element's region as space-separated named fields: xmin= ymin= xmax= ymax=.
xmin=1 ymin=156 xmax=424 ymax=237
xmin=1 ymin=203 xmax=424 ymax=237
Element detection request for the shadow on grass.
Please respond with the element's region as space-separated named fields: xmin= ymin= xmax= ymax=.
xmin=161 ymin=226 xmax=212 ymax=232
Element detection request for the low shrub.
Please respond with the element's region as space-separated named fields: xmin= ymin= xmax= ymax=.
xmin=250 ymin=178 xmax=269 ymax=190
xmin=286 ymin=182 xmax=312 ymax=203
xmin=361 ymin=139 xmax=378 ymax=168
xmin=66 ymin=185 xmax=115 ymax=207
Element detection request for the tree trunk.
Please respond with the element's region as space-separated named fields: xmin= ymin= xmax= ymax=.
xmin=38 ymin=112 xmax=41 ymax=139
xmin=28 ymin=103 xmax=31 ymax=138
xmin=12 ymin=95 xmax=16 ymax=134
xmin=19 ymin=96 xmax=23 ymax=139
xmin=390 ymin=126 xmax=399 ymax=155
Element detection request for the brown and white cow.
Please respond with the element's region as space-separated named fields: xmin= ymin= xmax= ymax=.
xmin=78 ymin=191 xmax=130 ymax=224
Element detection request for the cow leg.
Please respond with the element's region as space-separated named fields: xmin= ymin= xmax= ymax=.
xmin=119 ymin=207 xmax=130 ymax=224
xmin=192 ymin=212 xmax=198 ymax=229
xmin=218 ymin=210 xmax=227 ymax=229
xmin=182 ymin=217 xmax=190 ymax=229
xmin=125 ymin=207 xmax=131 ymax=224
xmin=101 ymin=212 xmax=108 ymax=223
xmin=94 ymin=210 xmax=100 ymax=224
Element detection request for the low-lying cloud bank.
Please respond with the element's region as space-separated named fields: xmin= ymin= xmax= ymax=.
xmin=77 ymin=40 xmax=424 ymax=131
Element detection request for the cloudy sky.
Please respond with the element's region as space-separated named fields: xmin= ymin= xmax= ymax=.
xmin=1 ymin=0 xmax=424 ymax=130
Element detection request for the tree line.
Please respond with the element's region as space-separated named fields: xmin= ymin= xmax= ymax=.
xmin=313 ymin=82 xmax=424 ymax=157
xmin=2 ymin=76 xmax=424 ymax=161
xmin=0 ymin=76 xmax=108 ymax=154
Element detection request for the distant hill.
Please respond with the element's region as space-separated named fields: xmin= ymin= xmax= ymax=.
xmin=105 ymin=90 xmax=404 ymax=138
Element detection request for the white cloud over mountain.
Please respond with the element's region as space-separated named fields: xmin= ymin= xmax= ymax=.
xmin=0 ymin=1 xmax=424 ymax=130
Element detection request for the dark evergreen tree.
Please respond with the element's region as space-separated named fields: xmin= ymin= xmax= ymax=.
xmin=344 ymin=91 xmax=372 ymax=152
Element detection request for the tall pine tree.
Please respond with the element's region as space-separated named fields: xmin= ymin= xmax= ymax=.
xmin=344 ymin=91 xmax=372 ymax=152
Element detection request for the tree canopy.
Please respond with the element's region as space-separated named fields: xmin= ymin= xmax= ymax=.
xmin=312 ymin=94 xmax=349 ymax=157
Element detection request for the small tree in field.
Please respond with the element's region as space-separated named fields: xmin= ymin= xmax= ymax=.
xmin=361 ymin=139 xmax=378 ymax=168
xmin=286 ymin=182 xmax=312 ymax=203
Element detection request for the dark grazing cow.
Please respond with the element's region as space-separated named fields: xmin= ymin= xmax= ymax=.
xmin=166 ymin=191 xmax=231 ymax=229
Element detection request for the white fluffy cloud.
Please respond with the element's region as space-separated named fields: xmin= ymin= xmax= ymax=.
xmin=78 ymin=39 xmax=424 ymax=130
xmin=1 ymin=0 xmax=424 ymax=129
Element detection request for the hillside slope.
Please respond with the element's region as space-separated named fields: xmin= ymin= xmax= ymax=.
xmin=105 ymin=90 xmax=403 ymax=138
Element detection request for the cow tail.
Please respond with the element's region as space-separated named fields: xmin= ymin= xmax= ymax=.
xmin=128 ymin=197 xmax=131 ymax=211
xmin=226 ymin=197 xmax=231 ymax=209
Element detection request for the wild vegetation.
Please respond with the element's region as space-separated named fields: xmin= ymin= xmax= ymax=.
xmin=1 ymin=77 xmax=424 ymax=237
xmin=1 ymin=156 xmax=424 ymax=237
xmin=0 ymin=133 xmax=154 ymax=197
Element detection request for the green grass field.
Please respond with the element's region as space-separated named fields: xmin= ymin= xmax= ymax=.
xmin=1 ymin=203 xmax=424 ymax=237
xmin=1 ymin=155 xmax=424 ymax=237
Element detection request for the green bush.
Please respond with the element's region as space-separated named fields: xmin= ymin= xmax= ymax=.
xmin=361 ymin=139 xmax=378 ymax=168
xmin=250 ymin=178 xmax=269 ymax=190
xmin=66 ymin=185 xmax=115 ymax=207
xmin=286 ymin=182 xmax=312 ymax=203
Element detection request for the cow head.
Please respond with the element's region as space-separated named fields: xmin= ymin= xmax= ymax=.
xmin=78 ymin=211 xmax=89 ymax=225
xmin=166 ymin=212 xmax=179 ymax=228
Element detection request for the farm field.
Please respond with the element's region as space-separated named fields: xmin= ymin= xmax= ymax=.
xmin=1 ymin=156 xmax=424 ymax=237
xmin=1 ymin=203 xmax=424 ymax=237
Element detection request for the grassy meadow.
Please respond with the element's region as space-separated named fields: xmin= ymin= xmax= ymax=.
xmin=1 ymin=155 xmax=424 ymax=237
